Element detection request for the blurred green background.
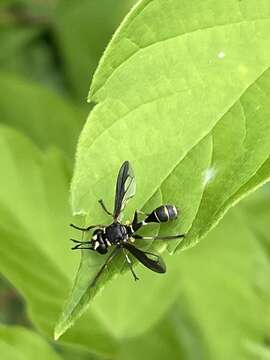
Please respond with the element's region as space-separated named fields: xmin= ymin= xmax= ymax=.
xmin=0 ymin=1 xmax=270 ymax=360
xmin=0 ymin=0 xmax=136 ymax=359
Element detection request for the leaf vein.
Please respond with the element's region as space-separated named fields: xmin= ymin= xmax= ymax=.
xmin=91 ymin=17 xmax=270 ymax=100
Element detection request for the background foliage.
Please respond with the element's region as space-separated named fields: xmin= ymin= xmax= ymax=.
xmin=0 ymin=1 xmax=270 ymax=360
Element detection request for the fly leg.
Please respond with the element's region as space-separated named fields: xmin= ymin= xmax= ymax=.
xmin=123 ymin=248 xmax=139 ymax=281
xmin=70 ymin=224 xmax=105 ymax=231
xmin=136 ymin=210 xmax=150 ymax=216
xmin=90 ymin=246 xmax=121 ymax=288
xmin=70 ymin=238 xmax=93 ymax=250
xmin=133 ymin=234 xmax=185 ymax=240
xmin=98 ymin=199 xmax=113 ymax=216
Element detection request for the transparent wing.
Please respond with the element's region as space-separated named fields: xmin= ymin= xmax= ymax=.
xmin=113 ymin=161 xmax=136 ymax=221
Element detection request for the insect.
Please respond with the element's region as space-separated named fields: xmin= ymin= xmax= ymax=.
xmin=70 ymin=161 xmax=184 ymax=286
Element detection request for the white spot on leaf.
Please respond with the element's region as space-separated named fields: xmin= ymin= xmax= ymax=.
xmin=202 ymin=167 xmax=216 ymax=186
xmin=218 ymin=51 xmax=225 ymax=59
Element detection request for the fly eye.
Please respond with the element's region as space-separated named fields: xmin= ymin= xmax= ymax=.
xmin=92 ymin=233 xmax=99 ymax=242
xmin=97 ymin=245 xmax=107 ymax=254
xmin=93 ymin=229 xmax=101 ymax=236
xmin=92 ymin=229 xmax=103 ymax=240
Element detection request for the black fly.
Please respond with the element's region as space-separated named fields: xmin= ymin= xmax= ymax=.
xmin=70 ymin=161 xmax=184 ymax=285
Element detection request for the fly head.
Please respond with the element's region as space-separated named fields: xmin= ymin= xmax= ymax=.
xmin=92 ymin=229 xmax=108 ymax=254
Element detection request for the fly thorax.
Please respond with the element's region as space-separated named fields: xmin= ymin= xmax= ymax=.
xmin=105 ymin=223 xmax=126 ymax=244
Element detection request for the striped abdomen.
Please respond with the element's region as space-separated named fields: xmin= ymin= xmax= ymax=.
xmin=145 ymin=205 xmax=179 ymax=223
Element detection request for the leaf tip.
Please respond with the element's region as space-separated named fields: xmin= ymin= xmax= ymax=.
xmin=53 ymin=326 xmax=62 ymax=341
xmin=54 ymin=319 xmax=68 ymax=342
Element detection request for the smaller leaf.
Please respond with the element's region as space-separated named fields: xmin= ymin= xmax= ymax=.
xmin=54 ymin=0 xmax=136 ymax=99
xmin=0 ymin=72 xmax=83 ymax=156
xmin=0 ymin=27 xmax=38 ymax=63
xmin=0 ymin=326 xmax=63 ymax=360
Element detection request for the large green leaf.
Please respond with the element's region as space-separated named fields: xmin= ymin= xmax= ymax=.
xmin=0 ymin=72 xmax=84 ymax=157
xmin=0 ymin=326 xmax=62 ymax=360
xmin=65 ymin=0 xmax=270 ymax=336
xmin=0 ymin=126 xmax=118 ymax=357
xmin=72 ymin=0 xmax=270 ymax=237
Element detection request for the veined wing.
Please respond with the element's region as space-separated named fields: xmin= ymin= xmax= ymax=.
xmin=123 ymin=243 xmax=166 ymax=273
xmin=113 ymin=161 xmax=136 ymax=221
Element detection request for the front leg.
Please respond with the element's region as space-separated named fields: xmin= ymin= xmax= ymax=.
xmin=70 ymin=238 xmax=94 ymax=250
xmin=131 ymin=210 xmax=139 ymax=226
xmin=133 ymin=234 xmax=185 ymax=240
xmin=70 ymin=223 xmax=104 ymax=231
